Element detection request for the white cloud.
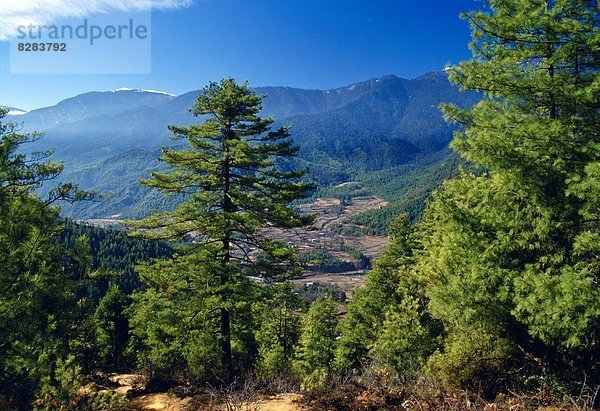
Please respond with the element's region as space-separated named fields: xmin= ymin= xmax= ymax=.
xmin=0 ymin=0 xmax=193 ymax=40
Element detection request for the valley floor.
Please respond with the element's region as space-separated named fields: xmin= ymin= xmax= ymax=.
xmin=84 ymin=195 xmax=391 ymax=298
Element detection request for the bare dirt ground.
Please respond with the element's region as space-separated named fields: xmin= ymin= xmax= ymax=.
xmin=127 ymin=393 xmax=192 ymax=410
xmin=126 ymin=392 xmax=304 ymax=411
xmin=107 ymin=373 xmax=304 ymax=410
xmin=109 ymin=374 xmax=140 ymax=397
xmin=106 ymin=374 xmax=191 ymax=410
xmin=268 ymin=196 xmax=389 ymax=249
xmin=250 ymin=394 xmax=304 ymax=411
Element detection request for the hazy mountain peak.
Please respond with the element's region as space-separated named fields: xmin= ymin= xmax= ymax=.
xmin=375 ymin=74 xmax=400 ymax=82
xmin=111 ymin=88 xmax=175 ymax=97
xmin=414 ymin=70 xmax=450 ymax=80
xmin=1 ymin=106 xmax=27 ymax=116
xmin=18 ymin=87 xmax=177 ymax=130
xmin=334 ymin=74 xmax=400 ymax=90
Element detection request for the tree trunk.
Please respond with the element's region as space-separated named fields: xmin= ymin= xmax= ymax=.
xmin=220 ymin=131 xmax=234 ymax=380
xmin=220 ymin=303 xmax=232 ymax=379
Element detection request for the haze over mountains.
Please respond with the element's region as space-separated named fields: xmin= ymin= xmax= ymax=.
xmin=6 ymin=71 xmax=478 ymax=222
xmin=1 ymin=106 xmax=27 ymax=116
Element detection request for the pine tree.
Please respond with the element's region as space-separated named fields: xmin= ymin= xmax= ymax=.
xmin=335 ymin=214 xmax=414 ymax=370
xmin=254 ymin=283 xmax=301 ymax=378
xmin=95 ymin=285 xmax=130 ymax=371
xmin=335 ymin=214 xmax=440 ymax=375
xmin=0 ymin=109 xmax=90 ymax=406
xmin=422 ymin=0 xmax=599 ymax=391
xmin=294 ymin=297 xmax=339 ymax=389
xmin=127 ymin=79 xmax=313 ymax=380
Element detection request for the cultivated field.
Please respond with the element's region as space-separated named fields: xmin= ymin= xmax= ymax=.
xmin=84 ymin=195 xmax=391 ymax=298
xmin=264 ymin=195 xmax=390 ymax=297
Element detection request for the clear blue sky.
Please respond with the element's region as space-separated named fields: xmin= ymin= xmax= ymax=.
xmin=1 ymin=0 xmax=484 ymax=110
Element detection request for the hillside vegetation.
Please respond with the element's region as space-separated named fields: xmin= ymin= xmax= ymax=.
xmin=0 ymin=1 xmax=597 ymax=409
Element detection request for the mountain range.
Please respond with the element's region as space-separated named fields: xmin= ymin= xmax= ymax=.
xmin=6 ymin=71 xmax=478 ymax=227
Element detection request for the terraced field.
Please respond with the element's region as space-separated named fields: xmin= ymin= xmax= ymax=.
xmin=84 ymin=195 xmax=391 ymax=297
xmin=265 ymin=196 xmax=390 ymax=297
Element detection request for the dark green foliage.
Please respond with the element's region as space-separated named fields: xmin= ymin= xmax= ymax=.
xmin=294 ymin=284 xmax=347 ymax=304
xmin=424 ymin=0 xmax=599 ymax=392
xmin=332 ymin=0 xmax=599 ymax=399
xmin=58 ymin=220 xmax=174 ymax=294
xmin=334 ymin=2 xmax=599 ymax=398
xmin=95 ymin=286 xmax=130 ymax=371
xmin=127 ymin=252 xmax=254 ymax=382
xmin=348 ymin=150 xmax=471 ymax=234
xmin=68 ymin=296 xmax=100 ymax=374
xmin=0 ymin=109 xmax=93 ymax=407
xmin=340 ymin=245 xmax=371 ymax=270
xmin=298 ymin=249 xmax=368 ymax=273
xmin=254 ymin=283 xmax=302 ymax=378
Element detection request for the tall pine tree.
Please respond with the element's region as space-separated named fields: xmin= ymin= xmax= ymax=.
xmin=127 ymin=79 xmax=313 ymax=380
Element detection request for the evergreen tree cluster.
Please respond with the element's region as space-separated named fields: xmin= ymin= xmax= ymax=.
xmin=57 ymin=220 xmax=174 ymax=294
xmin=333 ymin=0 xmax=599 ymax=398
xmin=0 ymin=108 xmax=125 ymax=409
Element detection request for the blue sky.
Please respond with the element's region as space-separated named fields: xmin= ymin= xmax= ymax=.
xmin=1 ymin=0 xmax=484 ymax=110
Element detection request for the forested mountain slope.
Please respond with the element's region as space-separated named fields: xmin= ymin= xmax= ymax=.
xmin=8 ymin=71 xmax=478 ymax=221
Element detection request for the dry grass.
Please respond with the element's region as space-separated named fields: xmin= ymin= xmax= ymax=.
xmin=300 ymin=372 xmax=600 ymax=411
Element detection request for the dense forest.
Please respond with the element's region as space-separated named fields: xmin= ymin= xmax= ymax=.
xmin=57 ymin=220 xmax=174 ymax=294
xmin=0 ymin=1 xmax=598 ymax=409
